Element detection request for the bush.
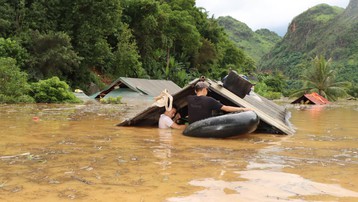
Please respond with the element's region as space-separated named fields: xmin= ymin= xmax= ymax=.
xmin=254 ymin=82 xmax=282 ymax=100
xmin=262 ymin=91 xmax=282 ymax=100
xmin=30 ymin=76 xmax=81 ymax=103
xmin=99 ymin=96 xmax=122 ymax=104
xmin=0 ymin=94 xmax=34 ymax=103
xmin=347 ymin=84 xmax=358 ymax=98
xmin=0 ymin=57 xmax=34 ymax=103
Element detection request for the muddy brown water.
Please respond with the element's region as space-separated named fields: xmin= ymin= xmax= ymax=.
xmin=0 ymin=102 xmax=357 ymax=202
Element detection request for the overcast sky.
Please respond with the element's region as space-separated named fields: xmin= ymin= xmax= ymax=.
xmin=195 ymin=0 xmax=350 ymax=36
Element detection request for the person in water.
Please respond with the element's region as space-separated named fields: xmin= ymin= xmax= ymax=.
xmin=187 ymin=81 xmax=253 ymax=124
xmin=158 ymin=105 xmax=185 ymax=129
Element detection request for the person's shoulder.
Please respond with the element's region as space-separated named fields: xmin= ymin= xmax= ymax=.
xmin=187 ymin=95 xmax=196 ymax=101
xmin=202 ymin=96 xmax=216 ymax=101
xmin=160 ymin=114 xmax=170 ymax=119
xmin=159 ymin=114 xmax=170 ymax=121
xmin=205 ymin=96 xmax=222 ymax=105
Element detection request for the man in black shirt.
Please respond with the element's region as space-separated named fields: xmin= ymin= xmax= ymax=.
xmin=187 ymin=81 xmax=253 ymax=124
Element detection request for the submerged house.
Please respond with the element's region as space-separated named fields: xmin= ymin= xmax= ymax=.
xmin=119 ymin=71 xmax=295 ymax=135
xmin=291 ymin=92 xmax=330 ymax=105
xmin=92 ymin=77 xmax=182 ymax=104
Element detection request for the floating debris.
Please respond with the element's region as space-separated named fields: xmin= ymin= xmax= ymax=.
xmin=0 ymin=152 xmax=30 ymax=160
xmin=71 ymin=175 xmax=93 ymax=185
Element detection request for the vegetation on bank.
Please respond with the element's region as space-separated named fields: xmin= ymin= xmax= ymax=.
xmin=0 ymin=57 xmax=80 ymax=103
xmin=291 ymin=55 xmax=350 ymax=101
xmin=0 ymin=57 xmax=34 ymax=103
xmin=100 ymin=97 xmax=123 ymax=104
xmin=0 ymin=1 xmax=356 ymax=103
xmin=0 ymin=0 xmax=255 ymax=94
xmin=30 ymin=77 xmax=81 ymax=103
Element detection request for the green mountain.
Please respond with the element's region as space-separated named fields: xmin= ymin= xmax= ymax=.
xmin=217 ymin=16 xmax=281 ymax=63
xmin=259 ymin=0 xmax=358 ymax=84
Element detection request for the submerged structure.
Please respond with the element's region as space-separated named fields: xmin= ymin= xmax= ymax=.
xmin=118 ymin=71 xmax=295 ymax=135
xmin=291 ymin=92 xmax=330 ymax=105
xmin=91 ymin=77 xmax=182 ymax=104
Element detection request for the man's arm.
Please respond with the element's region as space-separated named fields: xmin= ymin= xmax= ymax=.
xmin=221 ymin=105 xmax=253 ymax=112
xmin=173 ymin=113 xmax=181 ymax=122
xmin=170 ymin=122 xmax=186 ymax=129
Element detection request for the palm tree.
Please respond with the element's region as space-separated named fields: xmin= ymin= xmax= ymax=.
xmin=291 ymin=55 xmax=350 ymax=101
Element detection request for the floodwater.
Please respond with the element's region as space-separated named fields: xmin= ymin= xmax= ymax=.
xmin=0 ymin=102 xmax=357 ymax=202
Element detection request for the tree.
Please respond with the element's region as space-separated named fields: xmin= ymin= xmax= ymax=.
xmin=0 ymin=0 xmax=16 ymax=37
xmin=163 ymin=9 xmax=201 ymax=75
xmin=0 ymin=37 xmax=28 ymax=67
xmin=0 ymin=57 xmax=34 ymax=103
xmin=22 ymin=0 xmax=61 ymax=32
xmin=121 ymin=0 xmax=163 ymax=76
xmin=193 ymin=38 xmax=217 ymax=73
xmin=292 ymin=55 xmax=350 ymax=101
xmin=113 ymin=24 xmax=147 ymax=78
xmin=262 ymin=71 xmax=287 ymax=93
xmin=59 ymin=0 xmax=122 ymax=71
xmin=0 ymin=0 xmax=261 ymax=93
xmin=23 ymin=31 xmax=82 ymax=81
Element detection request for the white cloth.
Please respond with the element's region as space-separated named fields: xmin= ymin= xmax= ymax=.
xmin=158 ymin=114 xmax=174 ymax=129
xmin=152 ymin=89 xmax=173 ymax=111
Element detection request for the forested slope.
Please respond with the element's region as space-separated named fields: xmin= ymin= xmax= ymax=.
xmin=217 ymin=16 xmax=281 ymax=63
xmin=259 ymin=1 xmax=358 ymax=85
xmin=0 ymin=0 xmax=255 ymax=93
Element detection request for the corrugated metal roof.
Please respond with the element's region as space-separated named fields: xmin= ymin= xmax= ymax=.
xmin=304 ymin=93 xmax=330 ymax=105
xmin=73 ymin=92 xmax=97 ymax=103
xmin=95 ymin=77 xmax=182 ymax=99
xmin=120 ymin=77 xmax=182 ymax=96
xmin=118 ymin=79 xmax=198 ymax=127
xmin=209 ymin=81 xmax=294 ymax=135
xmin=291 ymin=92 xmax=330 ymax=105
xmin=118 ymin=76 xmax=295 ymax=135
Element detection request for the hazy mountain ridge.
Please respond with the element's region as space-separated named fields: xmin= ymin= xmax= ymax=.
xmin=217 ymin=16 xmax=281 ymax=63
xmin=259 ymin=0 xmax=358 ymax=84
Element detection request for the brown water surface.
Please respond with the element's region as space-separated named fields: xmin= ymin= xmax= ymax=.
xmin=0 ymin=102 xmax=357 ymax=202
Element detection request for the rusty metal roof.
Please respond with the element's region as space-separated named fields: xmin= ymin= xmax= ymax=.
xmin=291 ymin=92 xmax=330 ymax=105
xmin=95 ymin=77 xmax=182 ymax=99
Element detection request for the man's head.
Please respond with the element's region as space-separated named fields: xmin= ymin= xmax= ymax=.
xmin=195 ymin=81 xmax=209 ymax=95
xmin=164 ymin=104 xmax=177 ymax=118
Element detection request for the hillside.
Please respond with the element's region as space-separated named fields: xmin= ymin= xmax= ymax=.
xmin=217 ymin=16 xmax=281 ymax=63
xmin=259 ymin=0 xmax=358 ymax=84
xmin=0 ymin=0 xmax=257 ymax=94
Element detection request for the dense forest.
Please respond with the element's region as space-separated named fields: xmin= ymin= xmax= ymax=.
xmin=0 ymin=0 xmax=357 ymax=103
xmin=0 ymin=0 xmax=255 ymax=95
